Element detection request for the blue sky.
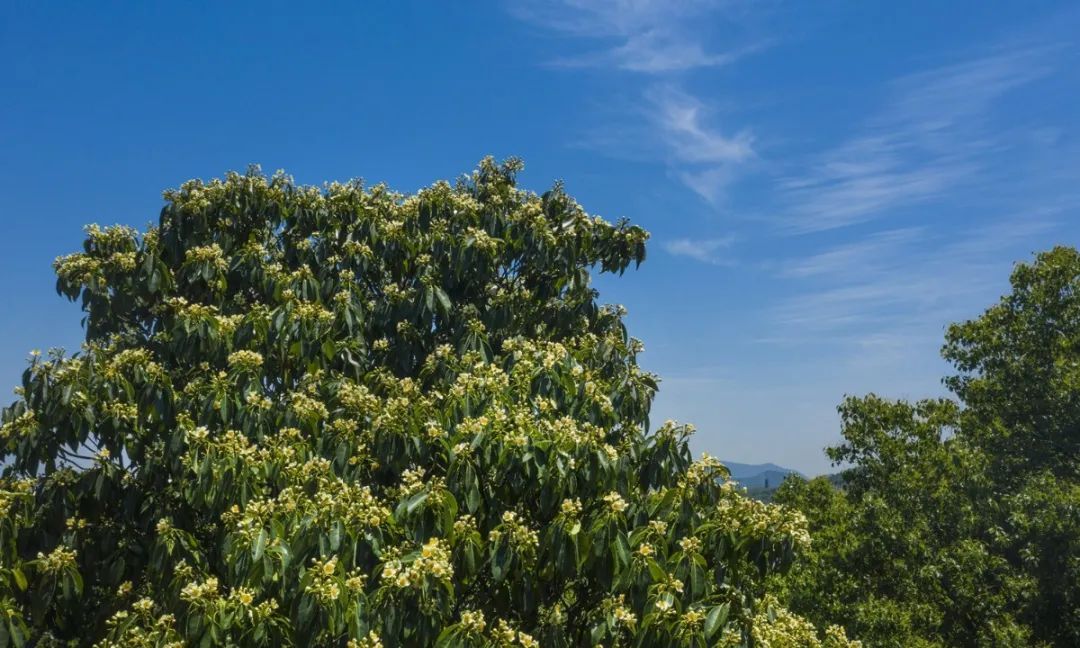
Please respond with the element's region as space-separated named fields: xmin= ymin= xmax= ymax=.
xmin=1 ymin=1 xmax=1077 ymax=474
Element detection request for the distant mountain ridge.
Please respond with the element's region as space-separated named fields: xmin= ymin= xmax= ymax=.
xmin=720 ymin=461 xmax=802 ymax=490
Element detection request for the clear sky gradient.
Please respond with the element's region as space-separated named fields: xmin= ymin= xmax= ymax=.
xmin=2 ymin=1 xmax=1077 ymax=474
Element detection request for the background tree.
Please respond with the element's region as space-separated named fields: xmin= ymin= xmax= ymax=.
xmin=943 ymin=246 xmax=1080 ymax=485
xmin=774 ymin=399 xmax=1032 ymax=647
xmin=0 ymin=160 xmax=855 ymax=647
xmin=775 ymin=247 xmax=1080 ymax=647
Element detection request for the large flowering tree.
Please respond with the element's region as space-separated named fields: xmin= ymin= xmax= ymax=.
xmin=0 ymin=159 xmax=854 ymax=647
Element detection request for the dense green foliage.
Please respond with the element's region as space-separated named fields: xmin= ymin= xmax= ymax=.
xmin=0 ymin=160 xmax=856 ymax=647
xmin=775 ymin=246 xmax=1080 ymax=647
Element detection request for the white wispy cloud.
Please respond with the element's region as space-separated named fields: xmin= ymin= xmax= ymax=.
xmin=569 ymin=85 xmax=755 ymax=204
xmin=767 ymin=211 xmax=1064 ymax=350
xmin=663 ymin=236 xmax=736 ymax=265
xmin=647 ymin=85 xmax=754 ymax=163
xmin=646 ymin=85 xmax=755 ymax=203
xmin=511 ymin=0 xmax=741 ymax=73
xmin=779 ymin=46 xmax=1056 ymax=233
xmin=552 ymin=30 xmax=741 ymax=73
xmin=510 ymin=0 xmax=762 ymax=205
xmin=777 ymin=227 xmax=924 ymax=278
xmin=767 ymin=30 xmax=1075 ymax=365
xmin=676 ymin=166 xmax=737 ymax=205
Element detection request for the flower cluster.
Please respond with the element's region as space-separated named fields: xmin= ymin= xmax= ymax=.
xmin=715 ymin=482 xmax=812 ymax=548
xmin=603 ymin=491 xmax=629 ymax=515
xmin=104 ymin=348 xmax=165 ymax=382
xmin=381 ymin=537 xmax=454 ymax=590
xmin=679 ymin=536 xmax=702 ymax=554
xmin=346 ymin=632 xmax=383 ymax=648
xmin=229 ymin=587 xmax=256 ymax=607
xmin=0 ymin=410 xmax=37 ymax=441
xmin=179 ymin=577 xmax=220 ymax=604
xmin=165 ymin=296 xmax=219 ymax=321
xmin=397 ymin=466 xmax=446 ymax=504
xmin=104 ymin=400 xmax=139 ymax=423
xmin=559 ymin=498 xmax=582 ymax=519
xmin=291 ymin=300 xmax=335 ymax=325
xmin=602 ymin=595 xmax=638 ymax=630
xmin=0 ymin=475 xmax=32 ymax=516
xmin=245 ymin=391 xmax=273 ymax=410
xmin=719 ymin=595 xmax=861 ymax=648
xmin=184 ymin=244 xmax=227 ymax=271
xmin=678 ymin=608 xmax=706 ymax=636
xmin=85 ymin=223 xmax=138 ymax=249
xmin=202 ymin=429 xmax=258 ymax=462
xmin=306 ymin=556 xmax=342 ymax=604
xmin=290 ymin=391 xmax=329 ymax=422
xmin=338 ymin=381 xmax=379 ymax=414
xmin=453 ymin=514 xmax=478 ymax=537
xmin=227 ymin=350 xmax=264 ymax=372
xmin=104 ymin=251 xmax=133 ymax=271
xmin=489 ymin=511 xmax=540 ymax=559
xmin=54 ymin=253 xmax=103 ymax=284
xmin=648 ymin=519 xmax=669 ymax=538
xmin=678 ymin=453 xmax=726 ymax=492
xmin=460 ymin=610 xmax=486 ymax=635
xmin=37 ymin=546 xmax=78 ymax=574
xmin=97 ymin=604 xmax=185 ymax=648
xmin=489 ymin=619 xmax=539 ymax=648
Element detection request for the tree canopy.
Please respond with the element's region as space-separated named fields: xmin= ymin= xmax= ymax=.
xmin=0 ymin=159 xmax=855 ymax=647
xmin=775 ymin=246 xmax=1080 ymax=647
xmin=943 ymin=246 xmax=1080 ymax=484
